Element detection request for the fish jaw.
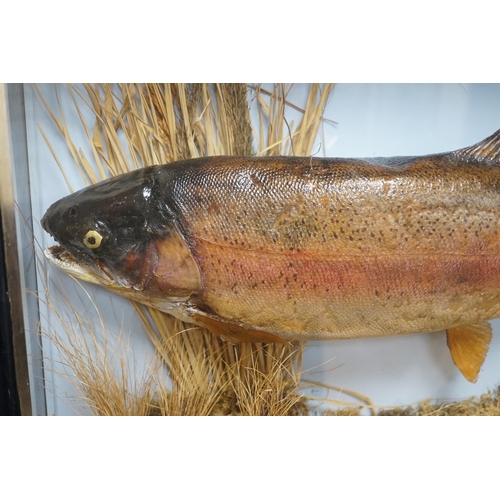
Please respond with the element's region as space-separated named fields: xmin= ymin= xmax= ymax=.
xmin=44 ymin=245 xmax=113 ymax=286
xmin=43 ymin=244 xmax=201 ymax=324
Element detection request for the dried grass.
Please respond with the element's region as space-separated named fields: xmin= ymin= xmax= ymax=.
xmin=36 ymin=263 xmax=161 ymax=416
xmin=377 ymin=389 xmax=500 ymax=416
xmin=37 ymin=83 xmax=344 ymax=416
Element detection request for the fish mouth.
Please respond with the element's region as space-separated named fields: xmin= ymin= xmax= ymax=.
xmin=44 ymin=244 xmax=114 ymax=286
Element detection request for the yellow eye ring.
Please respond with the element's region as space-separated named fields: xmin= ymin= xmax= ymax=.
xmin=83 ymin=230 xmax=103 ymax=249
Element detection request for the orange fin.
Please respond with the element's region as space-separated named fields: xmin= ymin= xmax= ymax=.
xmin=446 ymin=322 xmax=492 ymax=383
xmin=193 ymin=313 xmax=289 ymax=344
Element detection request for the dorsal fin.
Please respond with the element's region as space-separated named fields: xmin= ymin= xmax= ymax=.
xmin=192 ymin=312 xmax=290 ymax=344
xmin=453 ymin=128 xmax=500 ymax=163
xmin=446 ymin=321 xmax=492 ymax=383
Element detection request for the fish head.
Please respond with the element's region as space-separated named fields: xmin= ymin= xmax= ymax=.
xmin=41 ymin=168 xmax=201 ymax=303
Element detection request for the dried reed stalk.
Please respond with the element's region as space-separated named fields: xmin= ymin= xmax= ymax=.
xmin=37 ymin=83 xmax=349 ymax=416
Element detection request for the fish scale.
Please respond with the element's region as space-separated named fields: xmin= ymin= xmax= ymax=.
xmin=42 ymin=128 xmax=500 ymax=382
xmin=163 ymin=156 xmax=500 ymax=257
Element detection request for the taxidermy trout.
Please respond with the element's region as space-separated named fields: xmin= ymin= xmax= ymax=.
xmin=42 ymin=128 xmax=500 ymax=383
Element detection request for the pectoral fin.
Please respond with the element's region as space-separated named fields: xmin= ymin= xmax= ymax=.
xmin=192 ymin=312 xmax=290 ymax=344
xmin=446 ymin=322 xmax=492 ymax=383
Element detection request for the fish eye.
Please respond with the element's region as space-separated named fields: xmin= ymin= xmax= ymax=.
xmin=83 ymin=230 xmax=103 ymax=249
